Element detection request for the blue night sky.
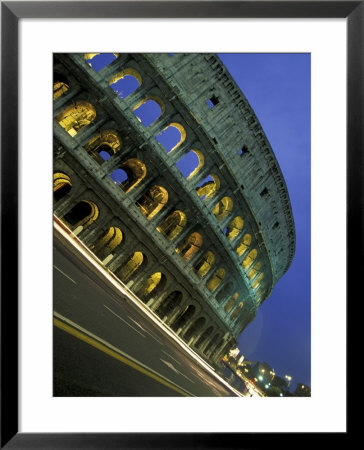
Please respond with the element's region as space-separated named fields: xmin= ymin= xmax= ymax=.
xmin=219 ymin=54 xmax=311 ymax=390
xmin=88 ymin=53 xmax=311 ymax=390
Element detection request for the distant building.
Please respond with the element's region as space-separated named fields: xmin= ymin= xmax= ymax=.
xmin=293 ymin=383 xmax=311 ymax=397
xmin=237 ymin=354 xmax=245 ymax=366
xmin=239 ymin=359 xmax=256 ymax=379
xmin=271 ymin=375 xmax=288 ymax=390
xmin=256 ymin=362 xmax=275 ymax=383
xmin=53 ymin=53 xmax=295 ymax=368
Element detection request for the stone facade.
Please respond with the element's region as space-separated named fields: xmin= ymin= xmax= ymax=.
xmin=53 ymin=53 xmax=296 ymax=367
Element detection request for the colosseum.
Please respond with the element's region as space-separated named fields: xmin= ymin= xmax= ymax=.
xmin=53 ymin=53 xmax=296 ymax=369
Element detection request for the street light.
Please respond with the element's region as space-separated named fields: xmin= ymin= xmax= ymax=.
xmin=285 ymin=375 xmax=292 ymax=388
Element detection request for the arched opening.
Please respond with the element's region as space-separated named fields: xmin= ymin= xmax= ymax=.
xmin=171 ymin=305 xmax=196 ymax=332
xmin=156 ymin=210 xmax=187 ymax=241
xmin=248 ymin=262 xmax=262 ymax=280
xmin=137 ymin=185 xmax=168 ymax=219
xmin=85 ymin=130 xmax=121 ymax=164
xmin=156 ymin=123 xmax=186 ymax=153
xmin=206 ymin=268 xmax=226 ymax=292
xmin=138 ymin=272 xmax=166 ymax=302
xmin=89 ymin=226 xmax=123 ymax=260
xmin=111 ymin=158 xmax=147 ymax=193
xmin=132 ymin=96 xmax=164 ymax=127
xmin=176 ymin=232 xmax=203 ymax=261
xmin=176 ymin=150 xmax=204 ymax=179
xmin=224 ymin=292 xmax=239 ymax=313
xmin=210 ymin=339 xmax=224 ymax=359
xmin=236 ymin=233 xmax=252 ymax=257
xmin=194 ymin=251 xmax=215 ymax=278
xmin=118 ymin=251 xmax=146 ymax=282
xmin=226 ymin=216 xmax=244 ymax=241
xmin=204 ymin=333 xmax=220 ymax=355
xmin=53 ymin=72 xmax=69 ymax=100
xmin=212 ymin=196 xmax=233 ymax=220
xmin=255 ymin=284 xmax=266 ymax=300
xmin=63 ymin=200 xmax=99 ymax=230
xmin=216 ymin=281 xmax=233 ymax=303
xmin=196 ymin=174 xmax=220 ymax=200
xmin=231 ymin=302 xmax=244 ymax=320
xmin=242 ymin=248 xmax=258 ymax=270
xmin=85 ymin=53 xmax=118 ymax=72
xmin=53 ymin=172 xmax=72 ymax=203
xmin=252 ymin=272 xmax=264 ymax=290
xmin=97 ymin=146 xmax=113 ymax=163
xmin=184 ymin=317 xmax=206 ymax=342
xmin=155 ymin=291 xmax=182 ymax=320
xmin=110 ymin=168 xmax=129 ymax=186
xmin=195 ymin=326 xmax=213 ymax=350
xmin=56 ymin=101 xmax=96 ymax=137
xmin=109 ymin=68 xmax=142 ymax=98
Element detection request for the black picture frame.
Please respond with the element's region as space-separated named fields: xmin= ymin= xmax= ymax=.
xmin=1 ymin=1 xmax=358 ymax=448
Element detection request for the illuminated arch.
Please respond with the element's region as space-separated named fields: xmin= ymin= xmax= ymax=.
xmin=156 ymin=122 xmax=186 ymax=153
xmin=206 ymin=268 xmax=226 ymax=292
xmin=226 ymin=216 xmax=244 ymax=241
xmin=156 ymin=210 xmax=187 ymax=241
xmin=116 ymin=158 xmax=147 ymax=193
xmin=255 ymin=284 xmax=266 ymax=300
xmin=176 ymin=150 xmax=204 ymax=179
xmin=85 ymin=130 xmax=121 ymax=163
xmin=137 ymin=185 xmax=168 ymax=219
xmin=231 ymin=302 xmax=244 ymax=320
xmin=53 ymin=72 xmax=69 ymax=100
xmin=236 ymin=233 xmax=252 ymax=257
xmin=85 ymin=53 xmax=118 ymax=73
xmin=89 ymin=226 xmax=123 ymax=258
xmin=248 ymin=262 xmax=262 ymax=280
xmin=132 ymin=96 xmax=165 ymax=126
xmin=252 ymin=272 xmax=264 ymax=290
xmin=84 ymin=53 xmax=100 ymax=61
xmin=109 ymin=69 xmax=141 ymax=98
xmin=109 ymin=68 xmax=142 ymax=87
xmin=196 ymin=174 xmax=220 ymax=200
xmin=63 ymin=200 xmax=99 ymax=230
xmin=187 ymin=150 xmax=204 ymax=179
xmin=84 ymin=53 xmax=119 ymax=61
xmin=138 ymin=272 xmax=166 ymax=300
xmin=118 ymin=251 xmax=146 ymax=282
xmin=176 ymin=232 xmax=203 ymax=261
xmin=194 ymin=251 xmax=215 ymax=278
xmin=224 ymin=292 xmax=239 ymax=313
xmin=56 ymin=101 xmax=96 ymax=137
xmin=212 ymin=196 xmax=233 ymax=220
xmin=109 ymin=67 xmax=143 ymax=86
xmin=53 ymin=172 xmax=72 ymax=202
xmin=242 ymin=248 xmax=258 ymax=270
